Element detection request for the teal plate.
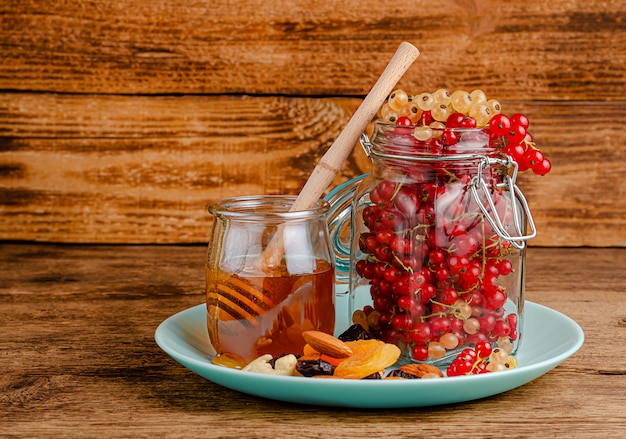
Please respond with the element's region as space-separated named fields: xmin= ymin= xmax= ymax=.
xmin=155 ymin=300 xmax=583 ymax=408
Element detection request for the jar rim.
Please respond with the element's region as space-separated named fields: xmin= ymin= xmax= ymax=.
xmin=367 ymin=120 xmax=502 ymax=159
xmin=208 ymin=195 xmax=330 ymax=220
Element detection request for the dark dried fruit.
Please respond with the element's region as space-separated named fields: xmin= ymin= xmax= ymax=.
xmin=386 ymin=369 xmax=419 ymax=379
xmin=338 ymin=324 xmax=372 ymax=342
xmin=363 ymin=371 xmax=383 ymax=379
xmin=296 ymin=358 xmax=334 ymax=377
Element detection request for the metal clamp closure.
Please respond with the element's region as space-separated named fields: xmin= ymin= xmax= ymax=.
xmin=470 ymin=156 xmax=536 ymax=250
xmin=359 ymin=132 xmax=373 ymax=158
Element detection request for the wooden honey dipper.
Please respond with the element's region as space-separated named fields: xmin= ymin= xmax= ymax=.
xmin=260 ymin=42 xmax=420 ymax=269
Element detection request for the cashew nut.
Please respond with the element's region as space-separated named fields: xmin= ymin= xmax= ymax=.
xmin=242 ymin=354 xmax=297 ymax=376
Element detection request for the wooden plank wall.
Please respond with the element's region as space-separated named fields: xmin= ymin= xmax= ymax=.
xmin=1 ymin=0 xmax=625 ymax=246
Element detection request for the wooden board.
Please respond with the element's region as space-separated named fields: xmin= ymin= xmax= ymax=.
xmin=1 ymin=0 xmax=625 ymax=245
xmin=1 ymin=94 xmax=625 ymax=246
xmin=1 ymin=244 xmax=625 ymax=438
xmin=1 ymin=0 xmax=625 ymax=97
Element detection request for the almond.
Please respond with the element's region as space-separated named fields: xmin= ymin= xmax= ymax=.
xmin=301 ymin=330 xmax=353 ymax=358
xmin=399 ymin=363 xmax=444 ymax=378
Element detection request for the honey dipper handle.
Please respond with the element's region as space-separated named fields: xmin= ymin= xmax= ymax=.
xmin=290 ymin=42 xmax=420 ymax=212
xmin=259 ymin=42 xmax=420 ymax=269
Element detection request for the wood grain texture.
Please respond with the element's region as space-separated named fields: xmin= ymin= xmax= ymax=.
xmin=1 ymin=93 xmax=625 ymax=245
xmin=1 ymin=0 xmax=625 ymax=245
xmin=1 ymin=244 xmax=625 ymax=438
xmin=1 ymin=0 xmax=625 ymax=97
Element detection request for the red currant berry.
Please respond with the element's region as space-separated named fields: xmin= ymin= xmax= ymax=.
xmin=373 ymin=181 xmax=397 ymax=204
xmin=506 ymin=123 xmax=526 ymax=145
xmin=455 ymin=359 xmax=474 ymax=375
xmin=373 ymin=262 xmax=387 ymax=279
xmin=394 ymin=187 xmax=420 ymax=216
xmin=475 ymin=341 xmax=493 ymax=358
xmin=391 ymin=313 xmax=412 ymax=331
xmin=446 ymin=112 xmax=466 ymax=128
xmin=459 ymin=116 xmax=477 ymax=128
xmin=510 ymin=113 xmax=530 ymax=130
xmin=482 ymin=274 xmax=500 ymax=294
xmin=410 ymin=321 xmax=432 ymax=345
xmin=447 ymin=255 xmax=469 ymax=275
xmin=506 ymin=313 xmax=518 ymax=330
xmin=462 ymin=264 xmax=482 ymax=285
xmin=503 ymin=142 xmax=527 ymax=163
xmin=497 ymin=260 xmax=513 ymax=276
xmin=390 ymin=236 xmax=411 ymax=255
xmin=374 ymin=244 xmax=393 ymax=262
xmin=411 ymin=345 xmax=429 ymax=362
xmin=523 ymin=148 xmax=544 ymax=169
xmin=437 ymin=288 xmax=459 ymax=306
xmin=376 ymin=228 xmax=394 ymax=245
xmin=383 ymin=267 xmax=403 ymax=283
xmin=489 ymin=114 xmax=512 ymax=137
xmin=430 ymin=316 xmax=451 ymax=336
xmin=533 ymin=157 xmax=552 ymax=175
xmin=435 ymin=267 xmax=450 ymax=282
xmin=373 ymin=295 xmax=392 ymax=313
xmin=485 ymin=289 xmax=507 ymax=310
xmin=356 ymin=259 xmax=372 ymax=278
xmin=429 ymin=249 xmax=446 ymax=265
xmin=440 ymin=129 xmax=459 ymax=146
xmin=477 ymin=313 xmax=497 ymax=333
xmin=420 ymin=110 xmax=433 ymax=126
xmin=396 ymin=116 xmax=413 ymax=127
xmin=493 ymin=319 xmax=511 ymax=337
xmin=419 ymin=283 xmax=437 ymax=304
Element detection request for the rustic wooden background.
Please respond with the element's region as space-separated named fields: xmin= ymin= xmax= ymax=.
xmin=1 ymin=0 xmax=625 ymax=246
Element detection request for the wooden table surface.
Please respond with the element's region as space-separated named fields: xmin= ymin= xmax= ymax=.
xmin=1 ymin=243 xmax=625 ymax=438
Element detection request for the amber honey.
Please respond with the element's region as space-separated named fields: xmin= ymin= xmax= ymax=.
xmin=206 ymin=258 xmax=335 ymax=362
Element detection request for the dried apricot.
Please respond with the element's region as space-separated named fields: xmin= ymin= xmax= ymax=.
xmin=344 ymin=339 xmax=384 ymax=355
xmin=334 ymin=343 xmax=400 ymax=379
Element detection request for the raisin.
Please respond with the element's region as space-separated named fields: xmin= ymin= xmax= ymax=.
xmin=296 ymin=358 xmax=334 ymax=377
xmin=363 ymin=371 xmax=383 ymax=379
xmin=386 ymin=369 xmax=419 ymax=379
xmin=338 ymin=324 xmax=372 ymax=342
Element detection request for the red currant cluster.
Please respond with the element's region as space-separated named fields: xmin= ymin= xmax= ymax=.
xmin=354 ymin=174 xmax=520 ymax=362
xmin=446 ymin=341 xmax=517 ymax=376
xmin=350 ymin=89 xmax=535 ymax=366
xmin=488 ymin=114 xmax=551 ymax=175
xmin=377 ymin=89 xmax=551 ymax=175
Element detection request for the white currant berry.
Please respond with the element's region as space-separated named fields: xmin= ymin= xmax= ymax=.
xmin=487 ymin=98 xmax=502 ymax=115
xmin=427 ymin=341 xmax=446 ymax=360
xmin=505 ymin=356 xmax=518 ymax=369
xmin=388 ymin=89 xmax=409 ymax=111
xmin=486 ymin=362 xmax=507 ymax=372
xmin=497 ymin=336 xmax=514 ymax=354
xmin=450 ymin=90 xmax=473 ymax=113
xmin=413 ymin=125 xmax=433 ymax=141
xmin=469 ymin=102 xmax=491 ymax=126
xmin=416 ymin=92 xmax=434 ymax=111
xmin=489 ymin=348 xmax=509 ymax=365
xmin=402 ymin=103 xmax=422 ymax=123
xmin=470 ymin=89 xmax=487 ymax=104
xmin=431 ymin=103 xmax=452 ymax=122
xmin=439 ymin=332 xmax=460 ymax=350
xmin=380 ymin=104 xmax=399 ymax=124
xmin=463 ymin=317 xmax=480 ymax=335
xmin=433 ymin=88 xmax=451 ymax=105
xmin=429 ymin=121 xmax=445 ymax=138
